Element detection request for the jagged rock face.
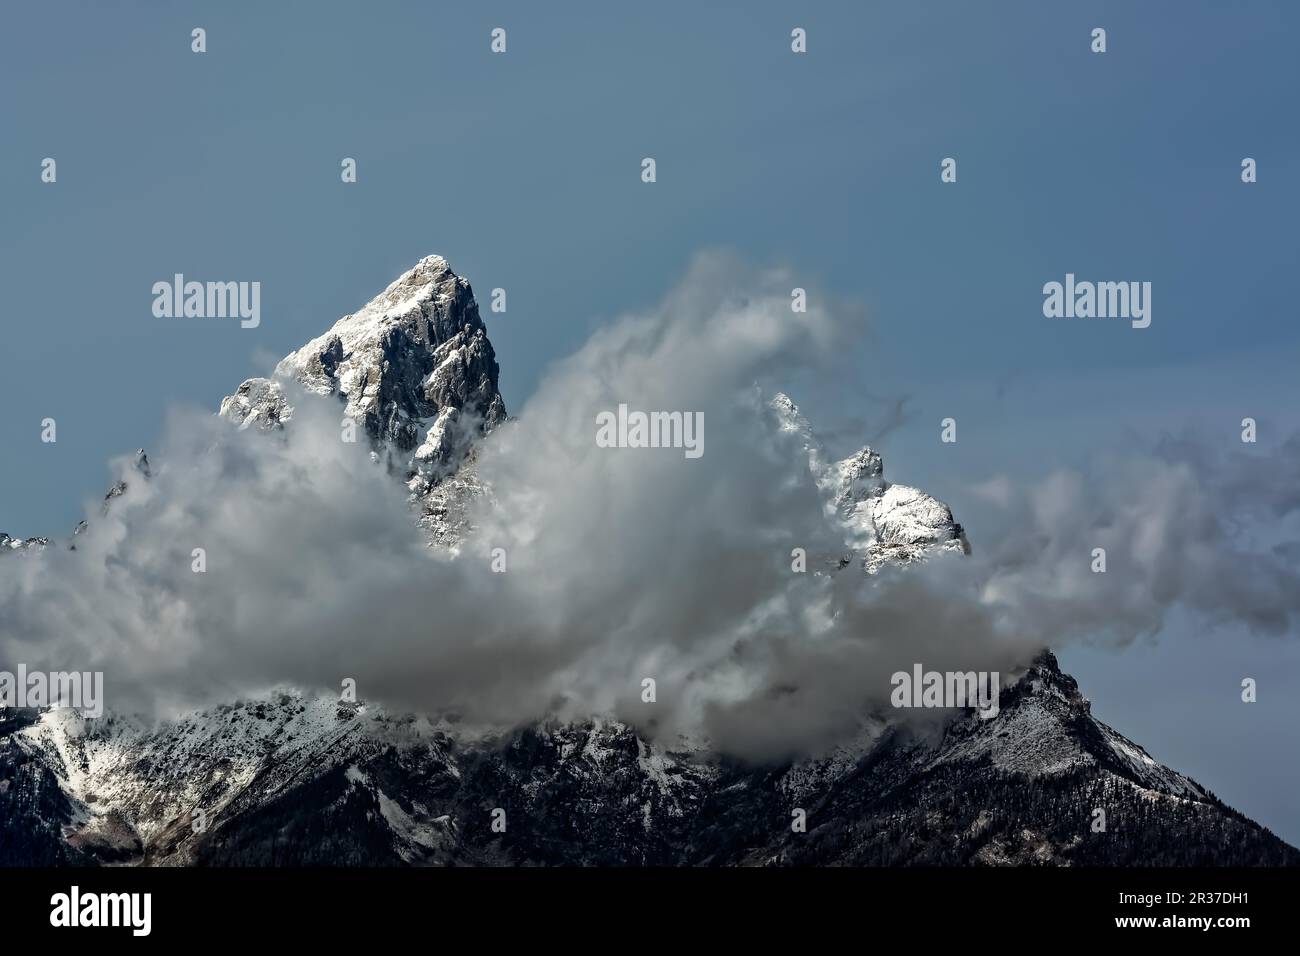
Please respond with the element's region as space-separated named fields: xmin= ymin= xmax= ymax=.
xmin=218 ymin=256 xmax=507 ymax=541
xmin=102 ymin=449 xmax=151 ymax=507
xmin=770 ymin=393 xmax=969 ymax=571
xmin=218 ymin=379 xmax=292 ymax=432
xmin=4 ymin=652 xmax=1293 ymax=866
xmin=0 ymin=533 xmax=48 ymax=554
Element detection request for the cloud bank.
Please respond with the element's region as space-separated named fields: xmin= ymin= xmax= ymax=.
xmin=2 ymin=253 xmax=1298 ymax=759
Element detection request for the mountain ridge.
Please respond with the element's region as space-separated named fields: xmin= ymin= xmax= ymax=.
xmin=3 ymin=648 xmax=1293 ymax=866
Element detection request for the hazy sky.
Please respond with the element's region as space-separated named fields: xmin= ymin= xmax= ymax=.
xmin=2 ymin=2 xmax=1298 ymax=844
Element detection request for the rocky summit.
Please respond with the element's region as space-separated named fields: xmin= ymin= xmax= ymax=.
xmin=219 ymin=255 xmax=506 ymax=545
xmin=1 ymin=257 xmax=1293 ymax=867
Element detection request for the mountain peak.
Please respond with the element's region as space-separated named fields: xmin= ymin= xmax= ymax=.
xmin=219 ymin=256 xmax=507 ymax=543
xmin=1029 ymin=648 xmax=1062 ymax=674
xmin=770 ymin=392 xmax=969 ymax=571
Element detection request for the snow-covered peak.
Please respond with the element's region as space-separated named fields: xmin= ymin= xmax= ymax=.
xmin=218 ymin=256 xmax=508 ymax=544
xmin=770 ymin=392 xmax=969 ymax=571
xmin=225 ymin=255 xmax=505 ymax=442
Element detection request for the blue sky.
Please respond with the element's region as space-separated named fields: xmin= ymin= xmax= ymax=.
xmin=3 ymin=2 xmax=1299 ymax=843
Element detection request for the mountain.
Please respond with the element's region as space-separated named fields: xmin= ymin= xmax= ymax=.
xmin=219 ymin=254 xmax=506 ymax=546
xmin=3 ymin=650 xmax=1292 ymax=866
xmin=1 ymin=257 xmax=1294 ymax=867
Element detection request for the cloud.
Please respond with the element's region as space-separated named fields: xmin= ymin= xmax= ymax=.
xmin=2 ymin=251 xmax=1298 ymax=760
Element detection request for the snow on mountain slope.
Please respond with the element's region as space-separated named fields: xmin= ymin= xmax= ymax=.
xmin=0 ymin=533 xmax=47 ymax=553
xmin=13 ymin=695 xmax=365 ymax=854
xmin=931 ymin=652 xmax=1206 ymax=799
xmin=10 ymin=647 xmax=1282 ymax=867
